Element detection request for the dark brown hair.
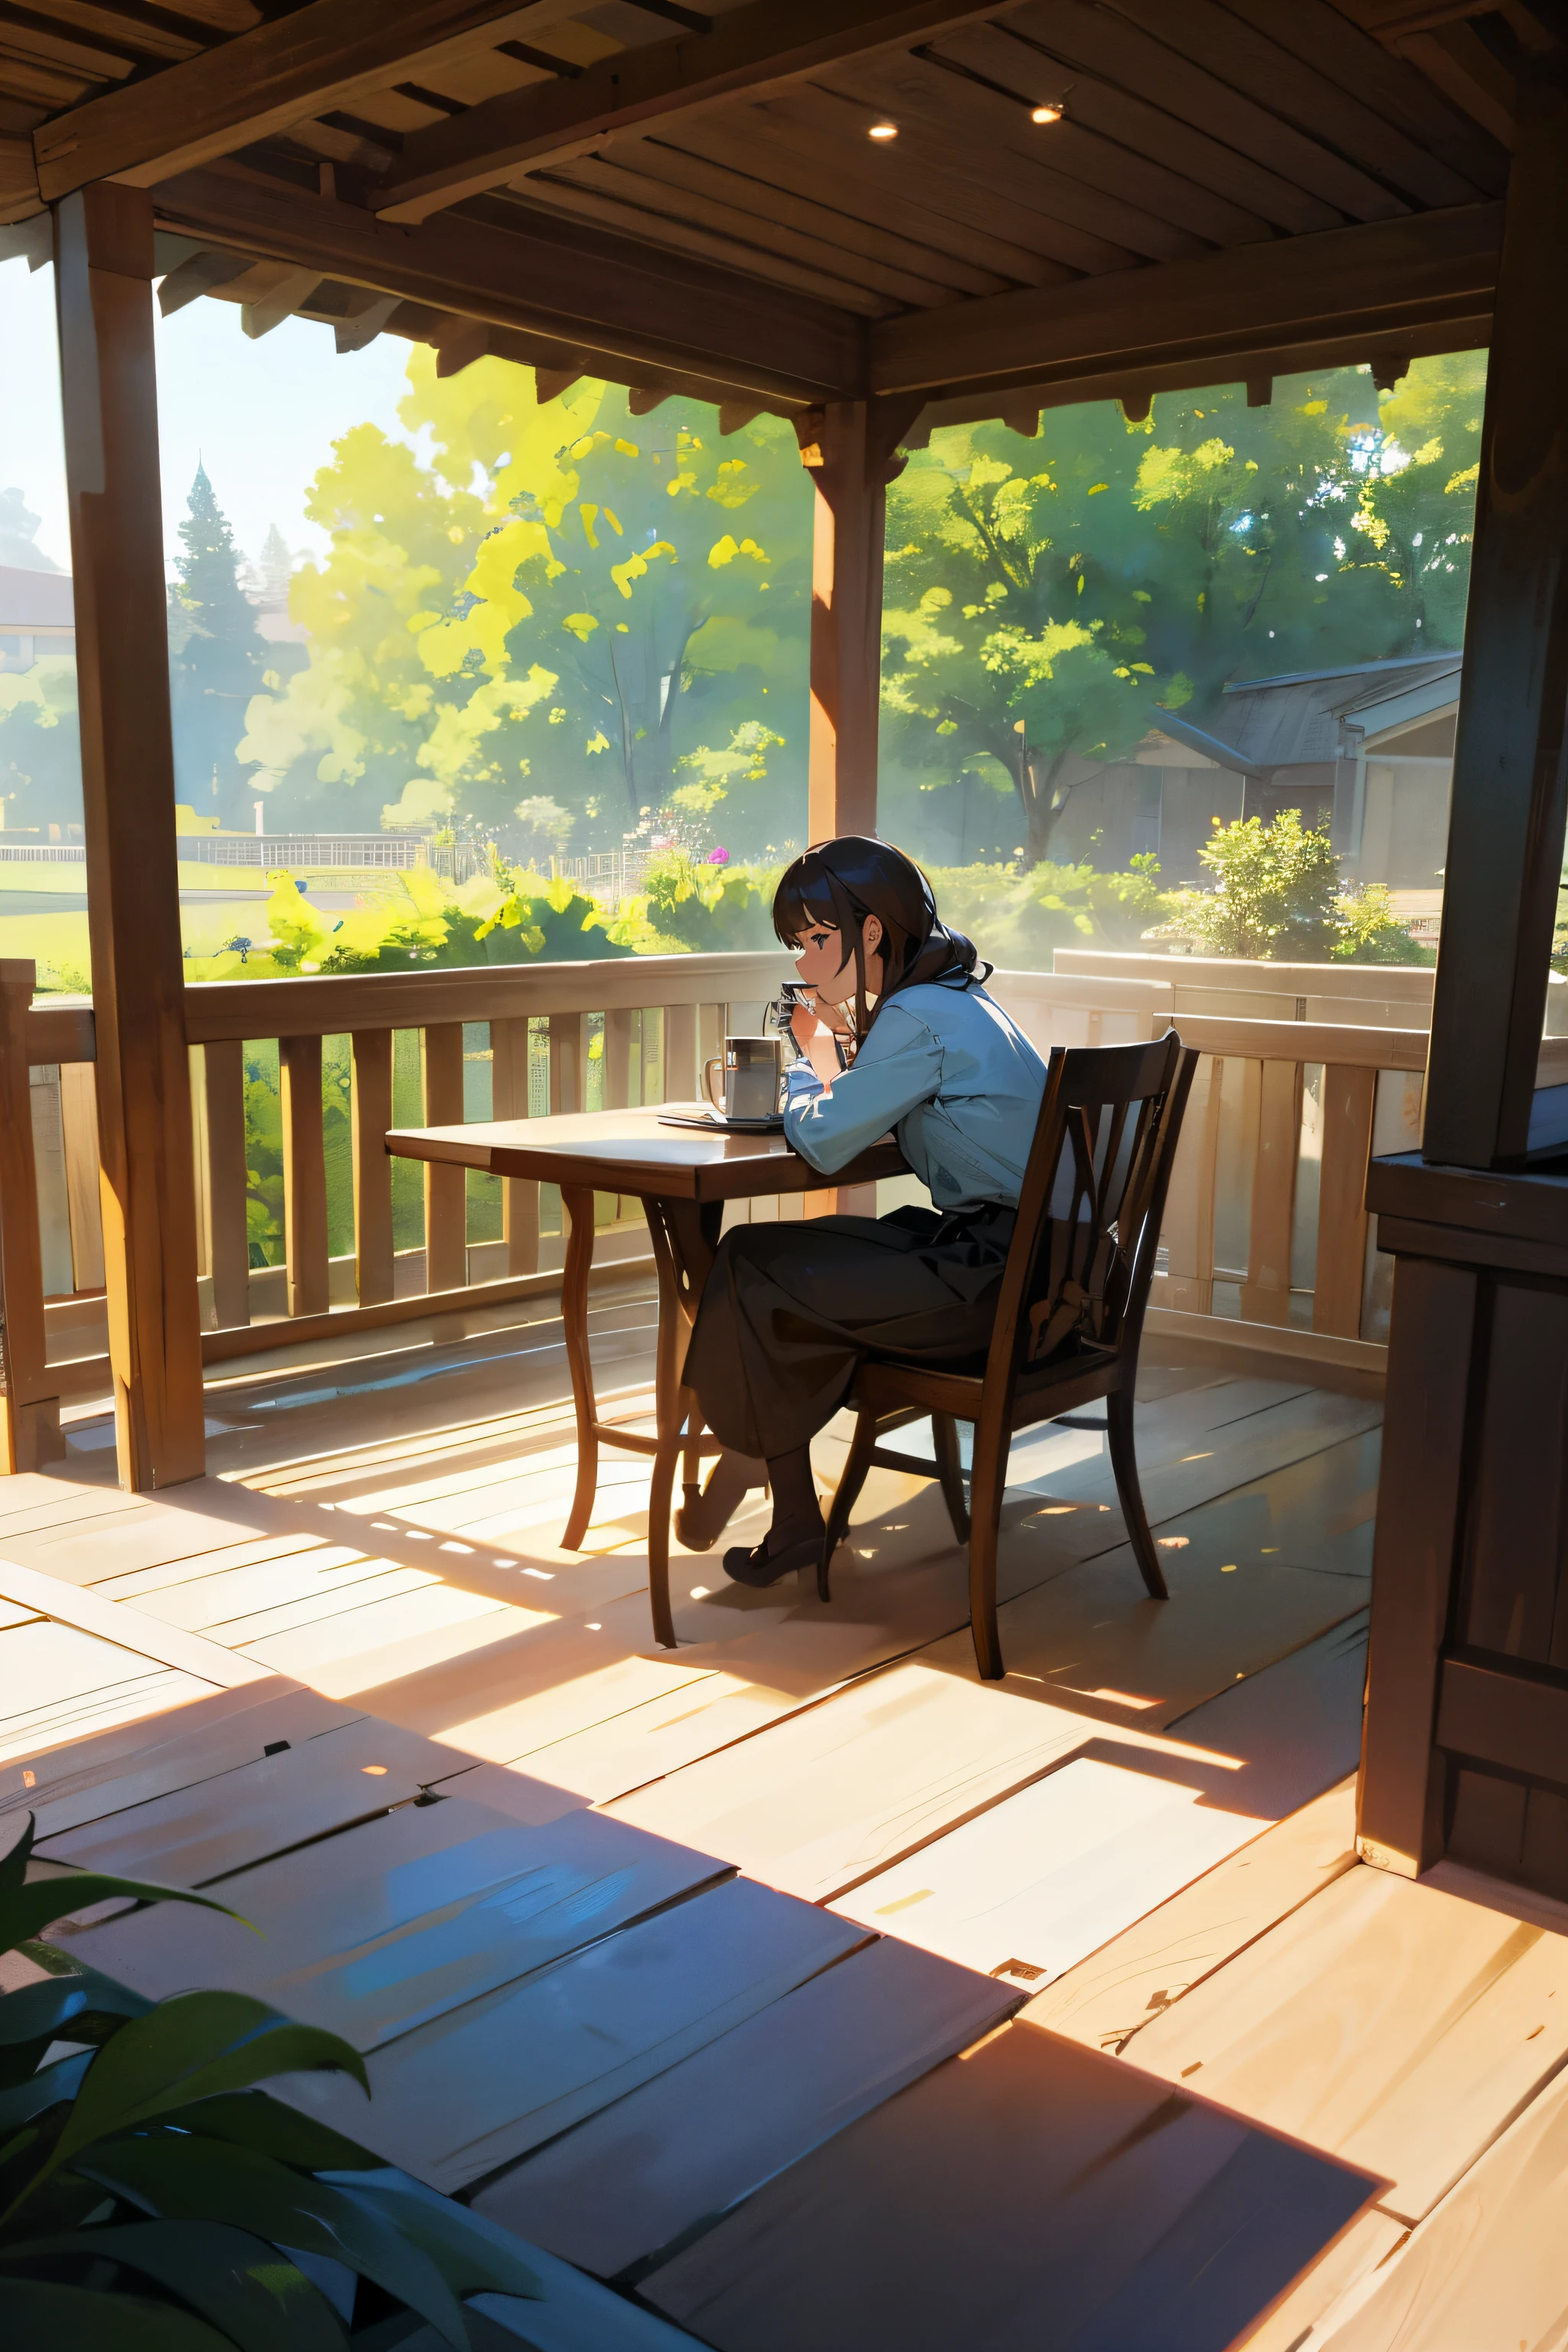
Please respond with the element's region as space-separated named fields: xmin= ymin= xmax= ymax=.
xmin=773 ymin=836 xmax=980 ymax=1047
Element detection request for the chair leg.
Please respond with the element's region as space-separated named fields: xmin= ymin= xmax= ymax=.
xmin=966 ymin=1429 xmax=1008 ymax=1681
xmin=820 ymin=1403 xmax=878 ymax=1602
xmin=932 ymin=1412 xmax=970 ymax=1543
xmin=1107 ymin=1389 xmax=1168 ymax=1600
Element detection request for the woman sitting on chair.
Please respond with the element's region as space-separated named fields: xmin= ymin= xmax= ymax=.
xmin=681 ymin=835 xmax=1047 ymax=1590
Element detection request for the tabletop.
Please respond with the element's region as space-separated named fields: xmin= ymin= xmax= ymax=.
xmin=385 ymin=1104 xmax=906 ymax=1202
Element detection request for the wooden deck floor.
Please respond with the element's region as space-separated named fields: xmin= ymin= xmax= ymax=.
xmin=5 ymin=1278 xmax=1566 ymax=2349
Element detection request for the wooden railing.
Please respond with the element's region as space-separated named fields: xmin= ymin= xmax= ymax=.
xmin=7 ymin=943 xmax=1567 ymax=1472
xmin=1 ymin=951 xmax=795 ymax=1467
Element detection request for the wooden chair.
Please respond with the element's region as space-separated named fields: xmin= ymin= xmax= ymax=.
xmin=820 ymin=1033 xmax=1200 ymax=1681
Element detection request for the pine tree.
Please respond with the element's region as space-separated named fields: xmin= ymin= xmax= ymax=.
xmin=259 ymin=523 xmax=295 ymax=608
xmin=168 ymin=465 xmax=266 ymax=827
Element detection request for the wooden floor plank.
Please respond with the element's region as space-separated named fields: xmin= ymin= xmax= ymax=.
xmin=1 ymin=1670 xmax=217 ymax=1768
xmin=0 ymin=1559 xmax=273 ymax=1688
xmin=277 ymin=1877 xmax=870 ymax=2191
xmin=475 ymin=1934 xmax=1021 ymax=2282
xmin=834 ymin=1755 xmax=1276 ymax=1984
xmin=1129 ymin=1862 xmax=1568 ymax=2226
xmin=36 ymin=1716 xmax=539 ymax=1885
xmin=1302 ymin=2060 xmax=1568 ymax=2350
xmin=637 ymin=2018 xmax=1379 ymax=2352
xmin=0 ymin=1682 xmax=359 ymax=1837
xmin=1023 ymin=1780 xmax=1359 ymax=2058
xmin=56 ymin=1792 xmax=733 ymax=2053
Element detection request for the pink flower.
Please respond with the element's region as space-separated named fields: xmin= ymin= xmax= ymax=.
xmin=707 ymin=846 xmax=730 ymax=864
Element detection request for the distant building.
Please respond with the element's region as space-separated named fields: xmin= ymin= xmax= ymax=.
xmin=1049 ymin=652 xmax=1459 ymax=897
xmin=0 ymin=564 xmax=76 ymax=673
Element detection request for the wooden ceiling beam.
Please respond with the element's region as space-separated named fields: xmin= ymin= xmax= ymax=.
xmin=869 ymin=198 xmax=1504 ymax=397
xmin=374 ymin=0 xmax=1024 ymax=221
xmin=31 ymin=0 xmax=584 ymax=202
xmin=149 ymin=159 xmax=861 ymax=400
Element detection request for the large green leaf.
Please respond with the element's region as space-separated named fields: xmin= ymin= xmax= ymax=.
xmin=0 ymin=2047 xmax=91 ymax=2135
xmin=51 ymin=1994 xmax=368 ymax=2176
xmin=0 ymin=1812 xmax=36 ymax=1896
xmin=0 ymin=1872 xmax=248 ymax=1959
xmin=0 ymin=1977 xmax=89 ymax=2048
xmin=1 ymin=2219 xmax=349 ymax=2352
xmin=79 ymin=2134 xmax=473 ymax=2349
xmin=0 ymin=2275 xmax=236 ymax=2348
xmin=152 ymin=2089 xmax=388 ymax=2176
xmin=324 ymin=2173 xmax=542 ymax=2304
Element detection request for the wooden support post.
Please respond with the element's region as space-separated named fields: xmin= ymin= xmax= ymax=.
xmin=54 ymin=181 xmax=204 ymax=1488
xmin=1423 ymin=75 xmax=1568 ymax=1168
xmin=490 ymin=1015 xmax=537 ymax=1276
xmin=1358 ymin=70 xmax=1568 ymax=1900
xmin=798 ymin=396 xmax=922 ymax=845
xmin=59 ymin=1060 xmax=105 ymax=1295
xmin=0 ymin=962 xmax=62 ymax=1469
xmin=203 ymin=1038 xmax=250 ymax=1329
xmin=1313 ymin=1064 xmax=1376 ymax=1338
xmin=351 ymin=1028 xmax=394 ymax=1305
xmin=422 ymin=1022 xmax=466 ymax=1292
xmin=279 ymin=1035 xmax=328 ymax=1318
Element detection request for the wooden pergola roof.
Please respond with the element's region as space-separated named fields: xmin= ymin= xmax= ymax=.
xmin=0 ymin=0 xmax=1535 ymax=427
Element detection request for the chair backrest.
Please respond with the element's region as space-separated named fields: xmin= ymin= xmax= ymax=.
xmin=985 ymin=1032 xmax=1199 ymax=1388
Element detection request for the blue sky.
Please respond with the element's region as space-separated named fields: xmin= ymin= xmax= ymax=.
xmin=0 ymin=256 xmax=416 ymax=577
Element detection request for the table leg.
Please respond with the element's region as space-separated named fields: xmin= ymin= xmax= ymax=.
xmin=644 ymin=1197 xmax=723 ymax=1649
xmin=559 ymin=1184 xmax=599 ymax=1550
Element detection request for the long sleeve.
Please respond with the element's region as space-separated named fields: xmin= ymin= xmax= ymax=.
xmin=782 ymin=1007 xmax=942 ymax=1174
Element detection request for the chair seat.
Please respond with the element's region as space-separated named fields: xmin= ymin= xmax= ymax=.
xmin=856 ymin=1341 xmax=1122 ymax=1429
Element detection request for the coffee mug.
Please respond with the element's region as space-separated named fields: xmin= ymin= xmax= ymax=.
xmin=704 ymin=1034 xmax=786 ymax=1122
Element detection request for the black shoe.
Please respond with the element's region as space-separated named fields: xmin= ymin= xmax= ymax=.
xmin=675 ymin=1450 xmax=766 ymax=1553
xmin=722 ymin=1528 xmax=825 ymax=1589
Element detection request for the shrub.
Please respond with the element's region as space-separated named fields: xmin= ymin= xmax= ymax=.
xmin=1152 ymin=811 xmax=1432 ymax=964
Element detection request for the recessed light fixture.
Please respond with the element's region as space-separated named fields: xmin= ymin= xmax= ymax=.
xmin=1031 ymin=102 xmax=1063 ymax=123
xmin=868 ymin=121 xmax=898 ymax=140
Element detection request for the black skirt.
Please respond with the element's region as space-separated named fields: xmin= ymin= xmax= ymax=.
xmin=683 ymin=1202 xmax=1015 ymax=1460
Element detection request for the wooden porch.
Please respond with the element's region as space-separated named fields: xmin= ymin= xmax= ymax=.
xmin=4 ymin=1279 xmax=1565 ymax=2347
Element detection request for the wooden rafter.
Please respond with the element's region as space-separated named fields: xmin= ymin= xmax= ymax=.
xmin=373 ymin=0 xmax=1024 ymax=221
xmin=150 ymin=159 xmax=861 ymax=400
xmin=31 ymin=0 xmax=586 ymax=203
xmin=867 ymin=198 xmax=1504 ymax=396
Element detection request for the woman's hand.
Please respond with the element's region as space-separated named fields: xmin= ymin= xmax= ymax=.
xmin=789 ymin=995 xmax=848 ymax=1090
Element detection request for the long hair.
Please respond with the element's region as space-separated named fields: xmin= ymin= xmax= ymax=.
xmin=773 ymin=836 xmax=981 ymax=1047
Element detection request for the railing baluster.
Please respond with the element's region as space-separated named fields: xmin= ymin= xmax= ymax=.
xmin=1159 ymin=1054 xmax=1220 ymax=1314
xmin=58 ymin=1060 xmax=105 ymax=1295
xmin=0 ymin=961 xmax=60 ymax=1467
xmin=203 ymin=1039 xmax=250 ymax=1329
xmin=1314 ymin=1064 xmax=1378 ymax=1338
xmin=603 ymin=1007 xmax=634 ymax=1109
xmin=548 ymin=1011 xmax=590 ymax=1113
xmin=351 ymin=1029 xmax=394 ymax=1306
xmin=422 ymin=1022 xmax=467 ymax=1292
xmin=1240 ymin=1058 xmax=1302 ymax=1327
xmin=489 ymin=1016 xmax=539 ymax=1276
xmin=663 ymin=1003 xmax=697 ymax=1102
xmin=279 ymin=1035 xmax=329 ymax=1318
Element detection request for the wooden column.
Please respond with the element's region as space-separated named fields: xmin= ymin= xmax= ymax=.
xmin=54 ymin=183 xmax=203 ymax=1488
xmin=1423 ymin=74 xmax=1568 ymax=1169
xmin=798 ymin=397 xmax=922 ymax=845
xmin=1358 ymin=68 xmax=1568 ymax=1902
xmin=0 ymin=962 xmax=62 ymax=1470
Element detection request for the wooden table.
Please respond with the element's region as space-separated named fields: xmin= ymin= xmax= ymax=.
xmin=385 ymin=1106 xmax=904 ymax=1645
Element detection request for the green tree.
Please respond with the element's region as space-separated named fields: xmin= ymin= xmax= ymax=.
xmin=240 ymin=357 xmax=811 ymax=855
xmin=882 ymin=357 xmax=1485 ymax=867
xmin=168 ymin=465 xmax=269 ymax=828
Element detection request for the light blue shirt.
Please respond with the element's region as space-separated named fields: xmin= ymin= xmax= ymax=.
xmin=783 ymin=978 xmax=1046 ymax=1209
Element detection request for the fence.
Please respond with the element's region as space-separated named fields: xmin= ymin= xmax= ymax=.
xmin=175 ymin=835 xmax=435 ymax=871
xmin=8 ymin=944 xmax=1568 ymax=1472
xmin=549 ymin=849 xmax=656 ymax=907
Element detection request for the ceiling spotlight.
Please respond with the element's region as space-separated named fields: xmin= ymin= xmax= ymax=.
xmin=868 ymin=121 xmax=898 ymax=140
xmin=1031 ymin=102 xmax=1063 ymax=124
